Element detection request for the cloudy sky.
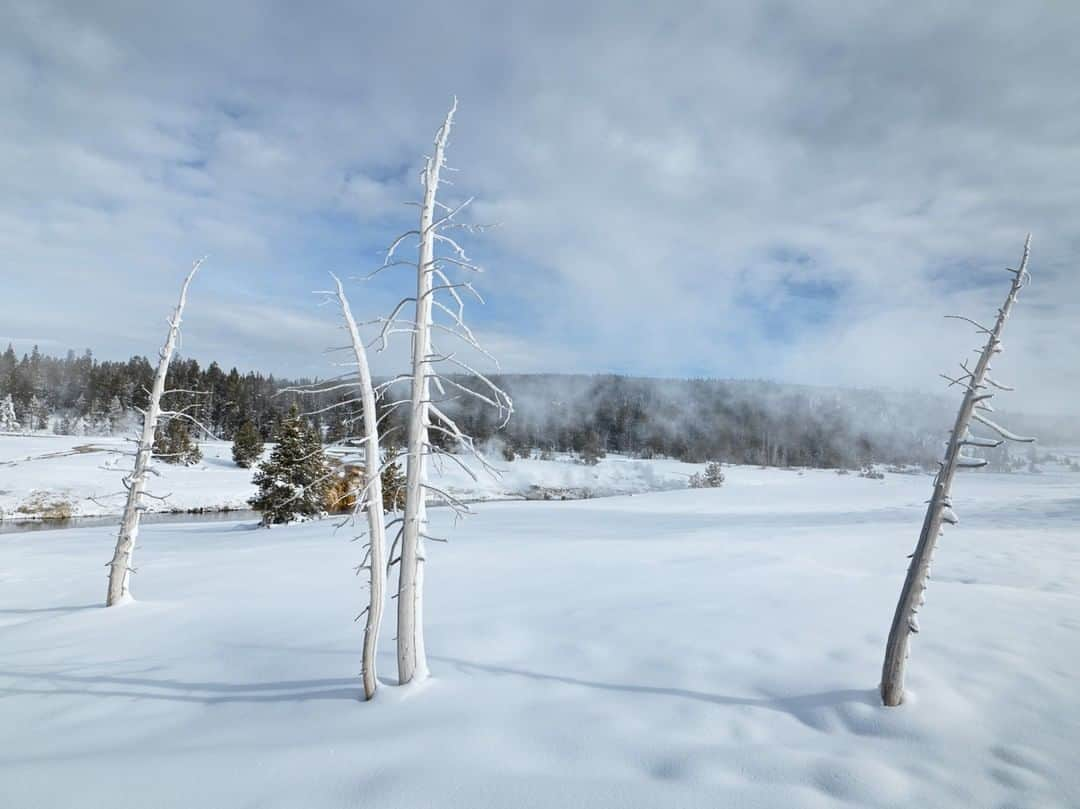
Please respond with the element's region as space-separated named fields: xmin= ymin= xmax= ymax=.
xmin=2 ymin=1 xmax=1077 ymax=413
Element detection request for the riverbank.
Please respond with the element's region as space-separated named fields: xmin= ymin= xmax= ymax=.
xmin=0 ymin=433 xmax=705 ymax=522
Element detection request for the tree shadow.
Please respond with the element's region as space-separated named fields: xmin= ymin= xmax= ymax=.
xmin=0 ymin=670 xmax=363 ymax=704
xmin=0 ymin=604 xmax=98 ymax=615
xmin=431 ymin=655 xmax=879 ymax=730
xmin=0 ymin=652 xmax=879 ymax=722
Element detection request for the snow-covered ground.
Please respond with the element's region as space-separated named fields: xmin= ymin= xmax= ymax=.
xmin=0 ymin=433 xmax=709 ymax=521
xmin=1 ymin=465 xmax=1078 ymax=808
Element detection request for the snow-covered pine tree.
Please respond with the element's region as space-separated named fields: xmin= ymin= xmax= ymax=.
xmin=107 ymin=395 xmax=125 ymax=434
xmin=704 ymin=461 xmax=725 ymax=486
xmin=22 ymin=395 xmax=46 ymax=431
xmin=231 ymin=420 xmax=264 ymax=468
xmin=0 ymin=394 xmax=17 ymax=432
xmin=152 ymin=417 xmax=203 ymax=466
xmin=689 ymin=460 xmax=725 ymax=488
xmin=87 ymin=399 xmax=110 ymax=435
xmin=249 ymin=405 xmax=331 ymax=526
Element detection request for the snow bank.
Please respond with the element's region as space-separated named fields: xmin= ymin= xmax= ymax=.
xmin=0 ymin=434 xmax=256 ymax=520
xmin=4 ymin=433 xmax=1077 ymax=524
xmin=1 ymin=468 xmax=1078 ymax=808
xmin=0 ymin=434 xmax=703 ymax=521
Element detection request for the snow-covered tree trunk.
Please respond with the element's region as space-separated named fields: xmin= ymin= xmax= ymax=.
xmin=397 ymin=101 xmax=457 ymax=685
xmin=330 ymin=274 xmax=387 ymax=701
xmin=106 ymin=260 xmax=204 ymax=607
xmin=880 ymin=235 xmax=1034 ymax=706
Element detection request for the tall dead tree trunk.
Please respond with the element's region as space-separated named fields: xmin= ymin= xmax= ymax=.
xmin=367 ymin=99 xmax=512 ymax=685
xmin=330 ymin=273 xmax=387 ymax=701
xmin=106 ymin=260 xmax=204 ymax=606
xmin=396 ymin=100 xmax=456 ymax=685
xmin=880 ymin=235 xmax=1035 ymax=706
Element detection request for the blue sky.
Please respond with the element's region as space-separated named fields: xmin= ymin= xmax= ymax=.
xmin=2 ymin=1 xmax=1078 ymax=413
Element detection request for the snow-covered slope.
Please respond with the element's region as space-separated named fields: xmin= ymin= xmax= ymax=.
xmin=1 ymin=468 xmax=1078 ymax=808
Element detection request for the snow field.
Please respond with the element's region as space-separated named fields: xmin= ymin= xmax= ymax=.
xmin=1 ymin=466 xmax=1077 ymax=807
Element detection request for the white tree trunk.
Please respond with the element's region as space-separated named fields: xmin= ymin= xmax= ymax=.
xmin=331 ymin=274 xmax=387 ymax=701
xmin=880 ymin=235 xmax=1033 ymax=706
xmin=397 ymin=100 xmax=457 ymax=685
xmin=106 ymin=260 xmax=204 ymax=607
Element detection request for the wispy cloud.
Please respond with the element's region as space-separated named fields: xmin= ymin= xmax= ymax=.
xmin=2 ymin=1 xmax=1077 ymax=414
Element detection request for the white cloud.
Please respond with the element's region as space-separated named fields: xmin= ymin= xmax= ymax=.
xmin=1 ymin=0 xmax=1077 ymax=414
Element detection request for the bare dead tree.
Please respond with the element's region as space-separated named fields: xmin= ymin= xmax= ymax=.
xmin=328 ymin=273 xmax=388 ymax=701
xmin=880 ymin=235 xmax=1035 ymax=706
xmin=373 ymin=99 xmax=511 ymax=684
xmin=106 ymin=259 xmax=205 ymax=606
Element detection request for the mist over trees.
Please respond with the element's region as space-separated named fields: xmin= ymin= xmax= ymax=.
xmin=440 ymin=374 xmax=954 ymax=470
xmin=0 ymin=344 xmax=1062 ymax=472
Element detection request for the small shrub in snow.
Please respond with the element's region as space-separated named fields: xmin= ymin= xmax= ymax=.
xmin=859 ymin=465 xmax=885 ymax=480
xmin=689 ymin=461 xmax=725 ymax=488
xmin=579 ymin=433 xmax=605 ymax=466
xmin=324 ymin=464 xmax=364 ymax=513
xmin=325 ymin=452 xmax=407 ymax=515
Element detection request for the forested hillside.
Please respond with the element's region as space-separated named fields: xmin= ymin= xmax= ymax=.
xmin=0 ymin=345 xmax=1057 ymax=470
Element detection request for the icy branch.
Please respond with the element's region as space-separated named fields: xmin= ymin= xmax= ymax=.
xmin=971 ymin=412 xmax=1036 ymax=443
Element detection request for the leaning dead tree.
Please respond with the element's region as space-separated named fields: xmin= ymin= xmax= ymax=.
xmin=374 ymin=98 xmax=512 ymax=684
xmin=880 ymin=235 xmax=1035 ymax=706
xmin=328 ymin=273 xmax=388 ymax=700
xmin=106 ymin=259 xmax=205 ymax=607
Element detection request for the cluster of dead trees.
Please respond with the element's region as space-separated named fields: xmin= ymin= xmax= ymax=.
xmin=98 ymin=99 xmax=1038 ymax=710
xmin=103 ymin=100 xmax=511 ymax=700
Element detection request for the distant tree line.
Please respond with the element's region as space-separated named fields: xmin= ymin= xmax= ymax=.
xmin=0 ymin=345 xmax=1046 ymax=471
xmin=0 ymin=344 xmax=311 ymax=440
xmin=445 ymin=374 xmax=952 ymax=470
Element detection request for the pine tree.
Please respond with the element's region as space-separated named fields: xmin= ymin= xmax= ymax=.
xmin=0 ymin=394 xmax=17 ymax=432
xmin=87 ymin=399 xmax=109 ymax=435
xmin=107 ymin=395 xmax=125 ymax=434
xmin=580 ymin=431 xmax=605 ymax=466
xmin=381 ymin=448 xmax=407 ymax=511
xmin=23 ymin=395 xmax=47 ymax=431
xmin=231 ymin=420 xmax=264 ymax=468
xmin=689 ymin=460 xmax=725 ymax=488
xmin=249 ymin=406 xmax=331 ymax=526
xmin=152 ymin=418 xmax=203 ymax=466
